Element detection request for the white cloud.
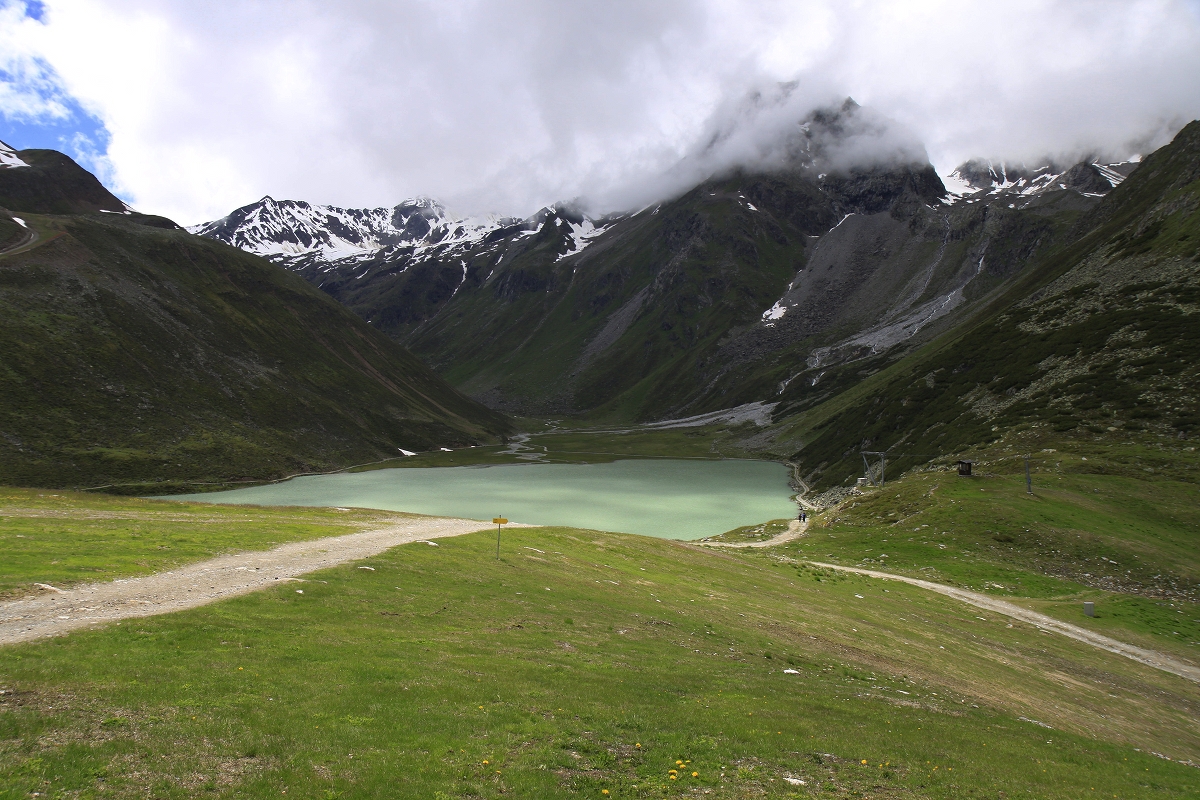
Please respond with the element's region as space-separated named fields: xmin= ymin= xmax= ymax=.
xmin=0 ymin=3 xmax=74 ymax=122
xmin=19 ymin=0 xmax=1200 ymax=224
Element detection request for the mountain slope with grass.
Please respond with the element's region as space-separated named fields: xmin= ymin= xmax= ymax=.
xmin=0 ymin=149 xmax=510 ymax=491
xmin=0 ymin=142 xmax=128 ymax=216
xmin=764 ymin=120 xmax=1200 ymax=490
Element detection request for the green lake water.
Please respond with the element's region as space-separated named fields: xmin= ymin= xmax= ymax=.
xmin=166 ymin=459 xmax=796 ymax=540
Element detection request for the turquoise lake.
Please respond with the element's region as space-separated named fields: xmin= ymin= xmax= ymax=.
xmin=167 ymin=459 xmax=797 ymax=540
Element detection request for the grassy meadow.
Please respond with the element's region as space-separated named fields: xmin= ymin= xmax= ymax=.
xmin=1 ymin=498 xmax=1198 ymax=798
xmin=0 ymin=488 xmax=408 ymax=599
xmin=780 ymin=435 xmax=1200 ymax=661
xmin=2 ymin=431 xmax=1198 ymax=797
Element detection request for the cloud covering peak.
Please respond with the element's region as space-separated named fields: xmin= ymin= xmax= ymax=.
xmin=4 ymin=0 xmax=1200 ymax=224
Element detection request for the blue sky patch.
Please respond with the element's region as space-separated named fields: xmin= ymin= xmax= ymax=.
xmin=0 ymin=0 xmax=126 ymax=200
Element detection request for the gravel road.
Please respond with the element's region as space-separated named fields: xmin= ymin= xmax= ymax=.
xmin=0 ymin=516 xmax=502 ymax=646
xmin=808 ymin=561 xmax=1200 ymax=684
xmin=702 ymin=518 xmax=807 ymax=548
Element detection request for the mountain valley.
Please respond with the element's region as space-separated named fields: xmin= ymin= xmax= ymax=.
xmin=186 ymin=102 xmax=1200 ymax=495
xmin=2 ymin=95 xmax=1199 ymax=800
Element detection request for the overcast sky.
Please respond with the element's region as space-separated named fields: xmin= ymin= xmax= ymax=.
xmin=3 ymin=0 xmax=1200 ymax=225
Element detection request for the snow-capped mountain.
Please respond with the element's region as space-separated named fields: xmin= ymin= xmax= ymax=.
xmin=189 ymin=196 xmax=500 ymax=261
xmin=941 ymin=157 xmax=1139 ymax=205
xmin=190 ymin=196 xmax=618 ymax=339
xmin=190 ymin=97 xmax=1154 ymax=424
xmin=190 ymin=196 xmax=611 ymax=267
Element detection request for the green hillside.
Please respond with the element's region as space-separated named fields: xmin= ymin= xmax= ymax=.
xmin=771 ymin=121 xmax=1200 ymax=490
xmin=0 ymin=492 xmax=1196 ymax=797
xmin=0 ymin=154 xmax=510 ymax=491
xmin=0 ymin=149 xmax=128 ymax=215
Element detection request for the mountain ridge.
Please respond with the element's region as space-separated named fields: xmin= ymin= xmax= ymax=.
xmin=193 ymin=107 xmax=1130 ymax=424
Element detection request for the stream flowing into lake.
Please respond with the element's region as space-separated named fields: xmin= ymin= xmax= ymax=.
xmin=165 ymin=459 xmax=796 ymax=540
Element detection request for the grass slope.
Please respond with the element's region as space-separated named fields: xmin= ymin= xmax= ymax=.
xmin=0 ymin=496 xmax=1197 ymax=798
xmin=764 ymin=425 xmax=1200 ymax=660
xmin=0 ymin=209 xmax=509 ymax=491
xmin=0 ymin=150 xmax=127 ymax=216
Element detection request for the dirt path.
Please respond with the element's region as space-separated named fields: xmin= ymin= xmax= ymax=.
xmin=0 ymin=223 xmax=37 ymax=255
xmin=808 ymin=561 xmax=1200 ymax=684
xmin=788 ymin=463 xmax=820 ymax=512
xmin=0 ymin=516 xmax=510 ymax=646
xmin=703 ymin=518 xmax=809 ymax=548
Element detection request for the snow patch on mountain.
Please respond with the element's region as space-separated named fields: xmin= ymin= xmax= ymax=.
xmin=556 ymin=218 xmax=609 ymax=261
xmin=941 ymin=157 xmax=1139 ymax=207
xmin=762 ymin=300 xmax=788 ymax=324
xmin=0 ymin=140 xmax=29 ymax=169
xmin=940 ymin=169 xmax=973 ymax=198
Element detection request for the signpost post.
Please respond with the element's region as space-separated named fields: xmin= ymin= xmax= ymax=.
xmin=492 ymin=516 xmax=508 ymax=559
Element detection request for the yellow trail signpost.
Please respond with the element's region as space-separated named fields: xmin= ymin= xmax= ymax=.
xmin=493 ymin=517 xmax=507 ymax=559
